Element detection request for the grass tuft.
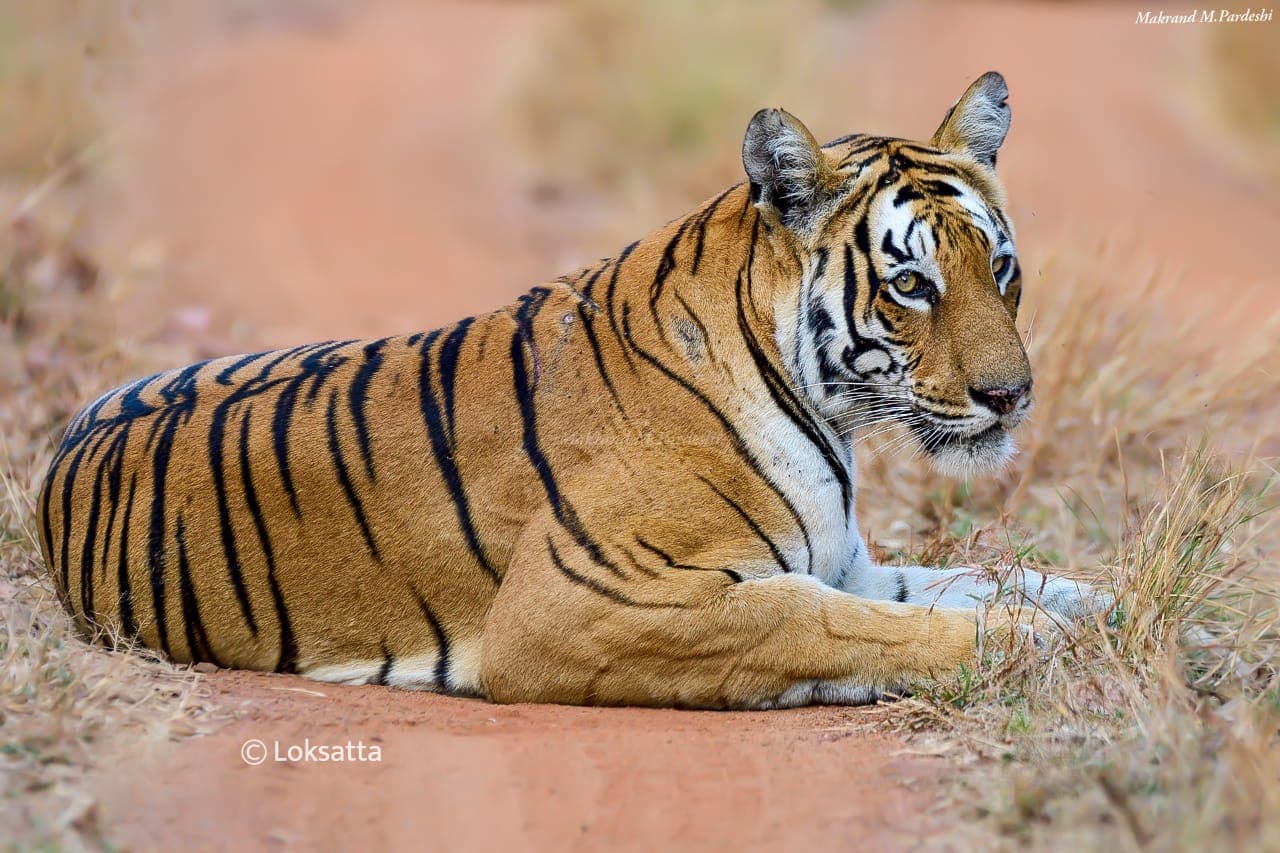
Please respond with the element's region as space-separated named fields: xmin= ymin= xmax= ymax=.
xmin=899 ymin=447 xmax=1280 ymax=848
xmin=0 ymin=209 xmax=209 ymax=849
xmin=854 ymin=253 xmax=1280 ymax=847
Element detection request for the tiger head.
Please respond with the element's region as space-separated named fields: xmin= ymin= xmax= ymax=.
xmin=743 ymin=72 xmax=1030 ymax=478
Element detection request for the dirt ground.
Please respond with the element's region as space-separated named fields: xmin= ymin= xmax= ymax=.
xmin=94 ymin=672 xmax=940 ymax=850
xmin=80 ymin=1 xmax=1277 ymax=848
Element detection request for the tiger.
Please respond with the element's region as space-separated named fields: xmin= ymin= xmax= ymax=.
xmin=38 ymin=72 xmax=1106 ymax=709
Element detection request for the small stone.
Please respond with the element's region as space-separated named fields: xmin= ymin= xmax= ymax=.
xmin=192 ymin=662 xmax=218 ymax=674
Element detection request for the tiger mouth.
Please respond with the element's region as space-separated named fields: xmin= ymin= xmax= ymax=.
xmin=907 ymin=418 xmax=1006 ymax=454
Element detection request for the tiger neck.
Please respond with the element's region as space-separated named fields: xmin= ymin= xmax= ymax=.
xmin=615 ymin=183 xmax=808 ymax=398
xmin=598 ymin=183 xmax=856 ymax=571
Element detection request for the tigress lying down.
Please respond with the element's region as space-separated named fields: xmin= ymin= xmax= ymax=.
xmin=40 ymin=72 xmax=1106 ymax=708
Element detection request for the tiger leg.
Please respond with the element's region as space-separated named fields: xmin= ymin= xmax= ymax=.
xmin=846 ymin=562 xmax=1112 ymax=621
xmin=480 ymin=526 xmax=1010 ymax=709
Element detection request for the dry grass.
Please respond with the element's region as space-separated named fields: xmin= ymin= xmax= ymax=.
xmin=0 ymin=4 xmax=337 ymax=845
xmin=0 ymin=0 xmax=142 ymax=177
xmin=848 ymin=255 xmax=1280 ymax=847
xmin=0 ymin=207 xmax=210 ymax=848
xmin=0 ymin=4 xmax=218 ymax=846
xmin=896 ymin=450 xmax=1280 ymax=848
xmin=503 ymin=0 xmax=824 ymax=219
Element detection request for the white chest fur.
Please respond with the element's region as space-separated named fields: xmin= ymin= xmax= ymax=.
xmin=731 ymin=388 xmax=866 ymax=584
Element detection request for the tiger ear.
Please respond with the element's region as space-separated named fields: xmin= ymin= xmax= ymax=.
xmin=742 ymin=108 xmax=834 ymax=231
xmin=931 ymin=71 xmax=1011 ymax=168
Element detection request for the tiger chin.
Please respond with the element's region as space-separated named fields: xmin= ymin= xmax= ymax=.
xmin=38 ymin=71 xmax=1109 ymax=710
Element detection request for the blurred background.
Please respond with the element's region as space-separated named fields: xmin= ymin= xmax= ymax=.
xmin=0 ymin=0 xmax=1275 ymax=358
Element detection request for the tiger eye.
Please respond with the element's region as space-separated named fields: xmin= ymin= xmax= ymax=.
xmin=893 ymin=271 xmax=918 ymax=294
xmin=991 ymin=255 xmax=1010 ymax=279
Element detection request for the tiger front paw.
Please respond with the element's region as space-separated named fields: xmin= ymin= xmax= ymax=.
xmin=1034 ymin=576 xmax=1115 ymax=624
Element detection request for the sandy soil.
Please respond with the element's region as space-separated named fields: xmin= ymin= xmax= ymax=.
xmin=95 ymin=672 xmax=940 ymax=850
xmin=119 ymin=2 xmax=545 ymax=348
xmin=86 ymin=1 xmax=1277 ymax=848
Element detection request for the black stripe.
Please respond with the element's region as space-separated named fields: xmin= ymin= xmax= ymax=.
xmin=824 ymin=182 xmax=874 ymax=227
xmin=325 ymin=389 xmax=381 ymax=561
xmin=892 ymin=152 xmax=967 ymax=178
xmin=77 ymin=428 xmax=122 ymax=628
xmin=618 ymin=301 xmax=816 ymax=570
xmin=634 ymin=536 xmax=707 ymax=571
xmin=259 ymin=343 xmax=344 ymax=517
xmin=176 ymin=513 xmax=220 ymax=665
xmin=417 ymin=330 xmax=500 ymax=582
xmin=620 ymin=546 xmax=662 ymax=579
xmin=303 ymin=343 xmax=354 ymax=404
xmin=238 ymin=405 xmax=298 ymax=673
xmin=216 ymin=350 xmax=272 ymax=385
xmin=113 ymin=371 xmax=164 ymax=422
xmin=147 ymin=407 xmax=182 ymax=657
xmin=511 ymin=317 xmax=623 ymax=577
xmin=579 ymin=300 xmax=626 ymax=413
xmin=68 ymin=388 xmax=115 ymax=433
xmin=37 ymin=471 xmax=60 ymax=608
xmin=852 ymin=223 xmax=880 ymax=304
xmin=271 ymin=375 xmax=306 ymax=517
xmin=894 ymin=570 xmax=909 ymax=603
xmin=903 ymin=219 xmax=921 ymax=257
xmin=650 ymin=216 xmax=696 ymax=320
xmin=690 ymin=185 xmax=737 ymax=275
xmin=744 ymin=216 xmax=765 ymax=323
xmin=142 ymin=361 xmax=208 ymax=452
xmin=604 ymin=240 xmax=641 ymax=372
xmin=895 ymin=140 xmax=948 ymax=157
xmin=873 ymin=306 xmax=897 ymax=336
xmin=580 ymin=259 xmax=610 ymax=300
xmin=97 ymin=425 xmax=130 ymax=602
xmin=57 ymin=431 xmax=95 ymax=604
xmin=413 ymin=591 xmax=452 ymax=689
xmin=348 ymin=338 xmax=388 ymax=480
xmin=920 ymin=178 xmax=962 ymax=197
xmin=139 ymin=361 xmax=206 ymax=658
xmin=735 ymin=269 xmax=852 ymax=512
xmin=823 ymin=132 xmax=862 ymax=149
xmin=437 ymin=318 xmax=474 ymax=442
xmin=881 ymin=229 xmax=910 ymax=263
xmin=116 ymin=474 xmax=139 ymax=638
xmin=547 ymin=537 xmax=678 ymax=609
xmin=809 ymin=247 xmax=830 ymax=291
xmin=209 ymin=398 xmax=260 ymax=636
xmin=513 ymin=287 xmax=551 ymax=385
xmin=893 ymin=184 xmax=924 ymax=207
xmin=737 ymin=189 xmax=755 ymax=225
xmin=375 ymin=642 xmax=394 ymax=686
xmin=696 ymin=475 xmax=793 ymax=574
xmin=69 ymin=423 xmax=122 ymax=611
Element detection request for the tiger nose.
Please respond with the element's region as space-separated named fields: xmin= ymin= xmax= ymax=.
xmin=969 ymin=381 xmax=1031 ymax=416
